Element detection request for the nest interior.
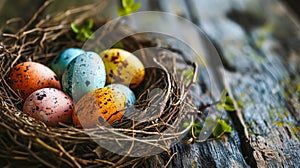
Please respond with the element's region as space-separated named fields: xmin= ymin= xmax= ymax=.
xmin=0 ymin=1 xmax=200 ymax=167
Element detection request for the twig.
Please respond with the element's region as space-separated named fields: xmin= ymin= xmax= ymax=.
xmin=19 ymin=0 xmax=53 ymax=34
xmin=163 ymin=152 xmax=177 ymax=168
xmin=153 ymin=57 xmax=172 ymax=116
xmin=55 ymin=141 xmax=82 ymax=168
xmin=35 ymin=138 xmax=62 ymax=155
xmin=114 ymin=126 xmax=135 ymax=167
xmin=6 ymin=131 xmax=56 ymax=168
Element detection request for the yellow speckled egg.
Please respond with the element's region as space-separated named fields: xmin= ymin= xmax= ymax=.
xmin=100 ymin=48 xmax=145 ymax=88
xmin=73 ymin=87 xmax=126 ymax=128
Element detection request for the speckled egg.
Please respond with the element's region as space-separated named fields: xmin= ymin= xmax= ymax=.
xmin=106 ymin=84 xmax=136 ymax=116
xmin=73 ymin=87 xmax=126 ymax=128
xmin=50 ymin=48 xmax=85 ymax=78
xmin=23 ymin=88 xmax=74 ymax=127
xmin=9 ymin=62 xmax=61 ymax=100
xmin=100 ymin=48 xmax=145 ymax=88
xmin=62 ymin=51 xmax=106 ymax=103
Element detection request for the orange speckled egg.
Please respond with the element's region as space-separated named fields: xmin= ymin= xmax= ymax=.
xmin=8 ymin=62 xmax=61 ymax=99
xmin=73 ymin=87 xmax=126 ymax=128
xmin=100 ymin=48 xmax=145 ymax=88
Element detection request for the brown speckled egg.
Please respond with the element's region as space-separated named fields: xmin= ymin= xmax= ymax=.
xmin=23 ymin=88 xmax=74 ymax=127
xmin=73 ymin=87 xmax=126 ymax=128
xmin=9 ymin=62 xmax=61 ymax=100
xmin=100 ymin=48 xmax=145 ymax=88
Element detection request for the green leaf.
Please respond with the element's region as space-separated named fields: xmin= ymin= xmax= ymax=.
xmin=84 ymin=19 xmax=94 ymax=29
xmin=117 ymin=8 xmax=127 ymax=16
xmin=118 ymin=0 xmax=141 ymax=16
xmin=236 ymin=100 xmax=244 ymax=109
xmin=192 ymin=121 xmax=202 ymax=128
xmin=130 ymin=2 xmax=141 ymax=12
xmin=71 ymin=23 xmax=79 ymax=33
xmin=212 ymin=120 xmax=232 ymax=138
xmin=216 ymin=103 xmax=223 ymax=112
xmin=112 ymin=41 xmax=125 ymax=49
xmin=223 ymin=95 xmax=235 ymax=111
xmin=183 ymin=122 xmax=190 ymax=128
xmin=218 ymin=89 xmax=236 ymax=111
xmin=219 ymin=90 xmax=227 ymax=104
xmin=184 ymin=69 xmax=194 ymax=81
xmin=194 ymin=127 xmax=202 ymax=133
xmin=76 ymin=33 xmax=85 ymax=41
xmin=71 ymin=19 xmax=94 ymax=42
xmin=83 ymin=30 xmax=93 ymax=39
xmin=203 ymin=118 xmax=218 ymax=129
xmin=122 ymin=0 xmax=134 ymax=8
xmin=185 ymin=119 xmax=232 ymax=139
xmin=183 ymin=121 xmax=203 ymax=136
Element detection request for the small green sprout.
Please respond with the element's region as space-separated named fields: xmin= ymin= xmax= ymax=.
xmin=183 ymin=118 xmax=232 ymax=140
xmin=217 ymin=90 xmax=236 ymax=111
xmin=183 ymin=68 xmax=199 ymax=83
xmin=183 ymin=121 xmax=203 ymax=135
xmin=212 ymin=119 xmax=232 ymax=138
xmin=200 ymin=118 xmax=232 ymax=138
xmin=71 ymin=19 xmax=94 ymax=42
xmin=118 ymin=0 xmax=141 ymax=16
xmin=112 ymin=41 xmax=125 ymax=49
xmin=182 ymin=90 xmax=236 ymax=141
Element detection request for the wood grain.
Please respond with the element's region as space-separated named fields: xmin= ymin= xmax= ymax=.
xmin=140 ymin=0 xmax=300 ymax=167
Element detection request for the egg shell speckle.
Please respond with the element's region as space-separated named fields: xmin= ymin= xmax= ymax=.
xmin=73 ymin=87 xmax=126 ymax=128
xmin=100 ymin=48 xmax=145 ymax=88
xmin=9 ymin=62 xmax=61 ymax=100
xmin=23 ymin=88 xmax=74 ymax=127
xmin=50 ymin=48 xmax=85 ymax=78
xmin=62 ymin=51 xmax=106 ymax=102
xmin=106 ymin=84 xmax=136 ymax=116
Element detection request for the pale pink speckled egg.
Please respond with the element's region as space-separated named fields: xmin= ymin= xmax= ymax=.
xmin=23 ymin=88 xmax=74 ymax=127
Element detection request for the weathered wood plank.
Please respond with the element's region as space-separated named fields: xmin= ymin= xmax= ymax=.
xmin=189 ymin=0 xmax=300 ymax=167
xmin=169 ymin=133 xmax=249 ymax=168
xmin=137 ymin=0 xmax=250 ymax=167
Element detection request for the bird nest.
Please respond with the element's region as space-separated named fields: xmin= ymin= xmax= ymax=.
xmin=0 ymin=1 xmax=200 ymax=167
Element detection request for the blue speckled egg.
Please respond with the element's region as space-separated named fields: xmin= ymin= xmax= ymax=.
xmin=50 ymin=48 xmax=85 ymax=78
xmin=106 ymin=84 xmax=136 ymax=116
xmin=62 ymin=51 xmax=106 ymax=102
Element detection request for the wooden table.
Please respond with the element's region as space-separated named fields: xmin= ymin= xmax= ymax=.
xmin=137 ymin=0 xmax=300 ymax=167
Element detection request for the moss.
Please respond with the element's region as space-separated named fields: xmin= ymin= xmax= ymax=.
xmin=246 ymin=121 xmax=260 ymax=136
xmin=297 ymin=84 xmax=300 ymax=92
xmin=236 ymin=100 xmax=244 ymax=109
xmin=283 ymin=110 xmax=289 ymax=118
xmin=240 ymin=93 xmax=246 ymax=98
xmin=192 ymin=160 xmax=197 ymax=168
xmin=291 ymin=127 xmax=300 ymax=139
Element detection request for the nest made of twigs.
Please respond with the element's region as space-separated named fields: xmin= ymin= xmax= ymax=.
xmin=0 ymin=1 xmax=199 ymax=167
